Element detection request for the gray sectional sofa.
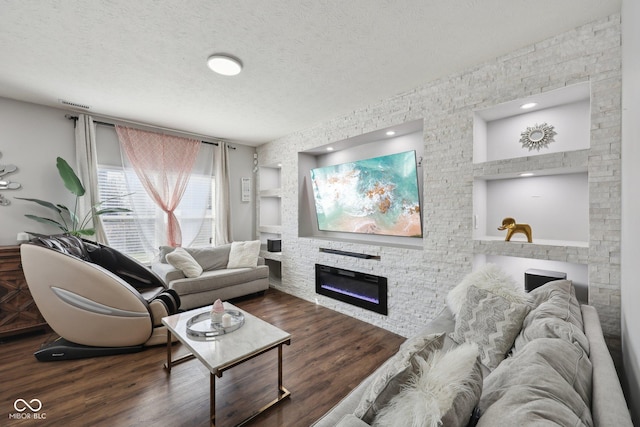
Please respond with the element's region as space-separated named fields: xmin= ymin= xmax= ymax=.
xmin=313 ymin=274 xmax=632 ymax=427
xmin=151 ymin=243 xmax=269 ymax=310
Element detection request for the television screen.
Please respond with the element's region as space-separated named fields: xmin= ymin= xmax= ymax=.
xmin=310 ymin=151 xmax=422 ymax=237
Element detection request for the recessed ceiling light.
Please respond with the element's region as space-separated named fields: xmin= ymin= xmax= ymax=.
xmin=519 ymin=172 xmax=535 ymax=177
xmin=386 ymin=130 xmax=396 ymax=136
xmin=520 ymin=102 xmax=537 ymax=110
xmin=326 ymin=147 xmax=334 ymax=151
xmin=207 ymin=54 xmax=243 ymax=76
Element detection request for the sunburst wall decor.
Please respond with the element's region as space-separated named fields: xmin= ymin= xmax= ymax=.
xmin=519 ymin=122 xmax=556 ymax=151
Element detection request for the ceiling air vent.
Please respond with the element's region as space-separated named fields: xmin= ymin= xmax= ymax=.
xmin=58 ymin=99 xmax=91 ymax=110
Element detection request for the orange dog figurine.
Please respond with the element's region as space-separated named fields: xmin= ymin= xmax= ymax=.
xmin=498 ymin=217 xmax=532 ymax=243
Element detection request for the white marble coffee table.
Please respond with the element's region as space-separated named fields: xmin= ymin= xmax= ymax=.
xmin=162 ymin=302 xmax=291 ymax=426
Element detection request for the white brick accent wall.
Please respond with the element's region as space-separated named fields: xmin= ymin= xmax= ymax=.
xmin=257 ymin=15 xmax=622 ymax=341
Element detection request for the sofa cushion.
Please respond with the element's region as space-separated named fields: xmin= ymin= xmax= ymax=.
xmin=372 ymin=342 xmax=482 ymax=427
xmin=447 ymin=264 xmax=531 ymax=319
xmin=527 ymin=279 xmax=584 ymax=330
xmin=160 ymin=244 xmax=231 ymax=271
xmin=450 ymin=285 xmax=529 ymax=371
xmin=354 ymin=333 xmax=446 ymax=423
xmin=514 ymin=315 xmax=590 ymax=356
xmin=400 ymin=307 xmax=457 ymax=354
xmin=168 ymin=265 xmax=269 ymax=296
xmin=335 ymin=414 xmax=370 ymax=427
xmin=478 ymin=338 xmax=593 ymax=427
xmin=227 ymin=240 xmax=261 ymax=268
xmin=166 ymin=247 xmax=202 ymax=278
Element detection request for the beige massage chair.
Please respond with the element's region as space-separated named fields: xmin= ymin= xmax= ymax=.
xmin=20 ymin=234 xmax=181 ymax=361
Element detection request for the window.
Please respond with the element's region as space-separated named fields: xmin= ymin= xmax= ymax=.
xmin=97 ymin=165 xmax=215 ymax=264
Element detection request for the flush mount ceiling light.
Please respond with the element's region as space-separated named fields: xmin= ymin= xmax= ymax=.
xmin=520 ymin=102 xmax=538 ymax=109
xmin=207 ymin=54 xmax=243 ymax=76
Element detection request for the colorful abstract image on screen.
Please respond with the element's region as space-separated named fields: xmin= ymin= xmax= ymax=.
xmin=310 ymin=151 xmax=422 ymax=237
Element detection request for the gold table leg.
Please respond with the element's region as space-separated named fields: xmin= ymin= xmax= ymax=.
xmin=163 ymin=330 xmax=195 ymax=370
xmin=165 ymin=335 xmax=290 ymax=426
xmin=211 ymin=373 xmax=216 ymax=427
xmin=233 ymin=342 xmax=291 ymax=427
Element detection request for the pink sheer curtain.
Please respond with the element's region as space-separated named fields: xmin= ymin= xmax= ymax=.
xmin=115 ymin=126 xmax=201 ymax=247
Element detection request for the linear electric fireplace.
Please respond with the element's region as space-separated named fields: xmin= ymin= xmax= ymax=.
xmin=315 ymin=264 xmax=388 ymax=315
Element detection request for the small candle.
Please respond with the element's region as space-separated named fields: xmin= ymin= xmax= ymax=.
xmin=221 ymin=313 xmax=232 ymax=327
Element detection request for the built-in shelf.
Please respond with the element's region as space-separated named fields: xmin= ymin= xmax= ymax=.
xmin=258 ymin=225 xmax=282 ymax=234
xmin=473 ymin=82 xmax=590 ymax=164
xmin=260 ymin=249 xmax=282 ymax=262
xmin=473 ymin=150 xmax=588 ymax=180
xmin=259 ymin=188 xmax=281 ymax=198
xmin=257 ymin=164 xmax=282 ymax=245
xmin=473 ymin=238 xmax=588 ymax=264
xmin=471 ymin=82 xmax=591 ymax=286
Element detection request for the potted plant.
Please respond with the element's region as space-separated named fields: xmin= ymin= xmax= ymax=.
xmin=16 ymin=157 xmax=130 ymax=237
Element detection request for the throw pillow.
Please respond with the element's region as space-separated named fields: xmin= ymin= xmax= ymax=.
xmin=447 ymin=264 xmax=531 ymax=319
xmin=354 ymin=333 xmax=446 ymax=423
xmin=528 ymin=279 xmax=583 ymax=330
xmin=372 ymin=342 xmax=483 ymax=427
xmin=450 ymin=285 xmax=529 ymax=371
xmin=478 ymin=338 xmax=593 ymax=427
xmin=335 ymin=414 xmax=370 ymax=427
xmin=227 ymin=240 xmax=261 ymax=268
xmin=166 ymin=247 xmax=203 ymax=278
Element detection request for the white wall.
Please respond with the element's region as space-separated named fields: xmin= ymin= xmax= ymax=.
xmin=0 ymin=98 xmax=76 ymax=245
xmin=621 ymin=0 xmax=640 ymax=423
xmin=228 ymin=143 xmax=257 ymax=241
xmin=0 ymin=97 xmax=256 ymax=246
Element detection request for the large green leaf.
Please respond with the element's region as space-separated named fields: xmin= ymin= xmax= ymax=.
xmin=58 ymin=204 xmax=80 ymax=227
xmin=93 ymin=208 xmax=132 ymax=216
xmin=15 ymin=197 xmax=62 ymax=214
xmin=56 ymin=157 xmax=85 ymax=197
xmin=24 ymin=214 xmax=67 ymax=232
xmin=76 ymin=229 xmax=96 ymax=236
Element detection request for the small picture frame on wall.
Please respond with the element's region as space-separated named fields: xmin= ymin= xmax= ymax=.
xmin=241 ymin=177 xmax=251 ymax=202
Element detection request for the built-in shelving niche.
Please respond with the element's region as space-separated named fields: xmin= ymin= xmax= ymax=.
xmin=257 ymin=163 xmax=282 ymax=251
xmin=297 ymin=119 xmax=425 ymax=250
xmin=472 ymin=82 xmax=591 ymax=295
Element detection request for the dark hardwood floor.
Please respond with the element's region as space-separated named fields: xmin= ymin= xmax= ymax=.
xmin=0 ymin=289 xmax=405 ymax=426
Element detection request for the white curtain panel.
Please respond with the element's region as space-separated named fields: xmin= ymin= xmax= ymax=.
xmin=215 ymin=141 xmax=232 ymax=245
xmin=74 ymin=114 xmax=108 ymax=243
xmin=179 ymin=143 xmax=214 ymax=246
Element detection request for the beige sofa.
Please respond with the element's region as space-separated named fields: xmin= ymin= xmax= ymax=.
xmin=313 ymin=277 xmax=632 ymax=427
xmin=151 ymin=244 xmax=269 ymax=310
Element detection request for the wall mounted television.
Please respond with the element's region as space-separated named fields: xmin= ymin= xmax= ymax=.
xmin=310 ymin=150 xmax=422 ymax=237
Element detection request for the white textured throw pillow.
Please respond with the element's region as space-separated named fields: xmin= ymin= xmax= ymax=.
xmin=450 ymin=286 xmax=530 ymax=370
xmin=166 ymin=247 xmax=203 ymax=278
xmin=447 ymin=263 xmax=530 ymax=318
xmin=227 ymin=240 xmax=261 ymax=268
xmin=372 ymin=342 xmax=482 ymax=427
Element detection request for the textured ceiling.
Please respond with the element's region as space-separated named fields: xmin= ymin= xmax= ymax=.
xmin=0 ymin=1 xmax=621 ymax=145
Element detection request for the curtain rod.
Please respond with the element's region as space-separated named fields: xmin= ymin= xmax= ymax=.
xmin=65 ymin=114 xmax=237 ymax=149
